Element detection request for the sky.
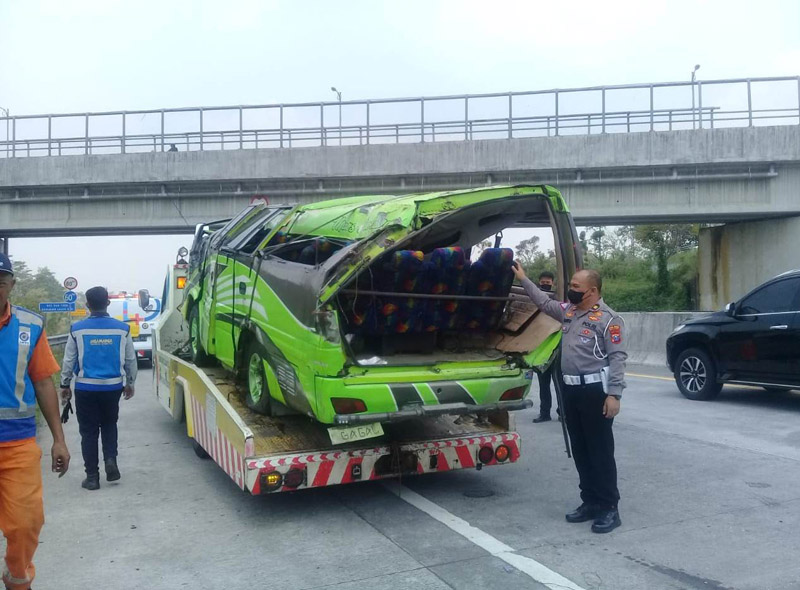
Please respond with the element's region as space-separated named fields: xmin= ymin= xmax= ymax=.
xmin=1 ymin=0 xmax=799 ymax=292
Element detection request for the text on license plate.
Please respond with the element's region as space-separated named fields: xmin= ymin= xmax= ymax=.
xmin=328 ymin=422 xmax=384 ymax=445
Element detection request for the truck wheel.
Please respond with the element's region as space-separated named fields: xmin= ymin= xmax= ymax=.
xmin=192 ymin=439 xmax=210 ymax=459
xmin=674 ymin=348 xmax=722 ymax=401
xmin=245 ymin=341 xmax=272 ymax=416
xmin=189 ymin=306 xmax=212 ymax=366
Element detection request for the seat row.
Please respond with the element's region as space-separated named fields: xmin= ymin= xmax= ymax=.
xmin=344 ymin=247 xmax=514 ymax=334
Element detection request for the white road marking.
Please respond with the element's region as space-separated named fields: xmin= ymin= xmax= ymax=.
xmin=383 ymin=481 xmax=587 ymax=590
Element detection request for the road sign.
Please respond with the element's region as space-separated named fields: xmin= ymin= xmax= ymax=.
xmin=70 ymin=309 xmax=88 ymax=318
xmin=64 ymin=291 xmax=77 ymax=303
xmin=39 ymin=302 xmax=76 ymax=313
xmin=63 ymin=277 xmax=78 ymax=290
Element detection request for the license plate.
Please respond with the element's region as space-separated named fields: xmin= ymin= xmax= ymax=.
xmin=328 ymin=422 xmax=384 ymax=445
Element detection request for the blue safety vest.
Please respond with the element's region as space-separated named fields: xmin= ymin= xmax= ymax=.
xmin=0 ymin=306 xmax=44 ymax=443
xmin=70 ymin=315 xmax=130 ymax=391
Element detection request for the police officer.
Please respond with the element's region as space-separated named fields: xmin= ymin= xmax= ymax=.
xmin=513 ymin=263 xmax=626 ymax=534
xmin=60 ymin=287 xmax=136 ymax=491
xmin=0 ymin=253 xmax=70 ymax=590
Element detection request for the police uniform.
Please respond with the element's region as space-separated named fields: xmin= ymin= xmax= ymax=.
xmin=61 ymin=312 xmax=136 ymax=484
xmin=521 ymin=278 xmax=627 ymax=513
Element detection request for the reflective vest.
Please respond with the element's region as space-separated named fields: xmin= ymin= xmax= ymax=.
xmin=70 ymin=315 xmax=130 ymax=391
xmin=0 ymin=306 xmax=44 ymax=443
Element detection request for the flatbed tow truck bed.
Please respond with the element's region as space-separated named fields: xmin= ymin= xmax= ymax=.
xmin=155 ymin=351 xmax=522 ymax=495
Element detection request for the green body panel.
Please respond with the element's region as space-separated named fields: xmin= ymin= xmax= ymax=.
xmin=282 ymin=185 xmax=568 ymax=242
xmin=313 ymin=373 xmax=532 ymax=424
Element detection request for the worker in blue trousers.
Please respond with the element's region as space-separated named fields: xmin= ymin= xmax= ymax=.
xmin=60 ymin=287 xmax=137 ymax=491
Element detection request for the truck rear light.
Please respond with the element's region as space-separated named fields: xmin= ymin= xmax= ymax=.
xmin=283 ymin=468 xmax=306 ymax=488
xmin=176 ymin=276 xmax=187 ymax=289
xmin=263 ymin=471 xmax=282 ymax=491
xmin=478 ymin=445 xmax=494 ymax=464
xmin=495 ymin=445 xmax=510 ymax=462
xmin=500 ymin=386 xmax=526 ymax=401
xmin=331 ymin=398 xmax=367 ymax=414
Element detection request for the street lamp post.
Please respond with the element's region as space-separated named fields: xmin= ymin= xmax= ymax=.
xmin=330 ymin=87 xmax=342 ymax=145
xmin=0 ymin=107 xmax=9 ymax=158
xmin=691 ymin=64 xmax=700 ymax=129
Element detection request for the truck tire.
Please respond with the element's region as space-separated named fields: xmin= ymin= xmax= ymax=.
xmin=189 ymin=306 xmax=212 ymax=366
xmin=192 ymin=439 xmax=210 ymax=459
xmin=674 ymin=347 xmax=722 ymax=401
xmin=245 ymin=341 xmax=272 ymax=416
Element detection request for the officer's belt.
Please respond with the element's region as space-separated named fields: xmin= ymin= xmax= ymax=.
xmin=562 ymin=373 xmax=603 ymax=386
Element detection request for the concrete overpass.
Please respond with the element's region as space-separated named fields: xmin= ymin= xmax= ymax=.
xmin=0 ymin=124 xmax=798 ymax=236
xmin=2 ymin=76 xmax=799 ymax=304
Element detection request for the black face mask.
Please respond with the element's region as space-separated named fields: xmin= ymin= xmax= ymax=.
xmin=567 ymin=289 xmax=586 ymax=305
xmin=539 ymin=283 xmax=552 ymax=292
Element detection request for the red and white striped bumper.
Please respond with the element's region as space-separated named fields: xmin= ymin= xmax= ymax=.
xmin=245 ymin=432 xmax=522 ymax=495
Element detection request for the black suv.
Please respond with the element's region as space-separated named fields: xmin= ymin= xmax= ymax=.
xmin=667 ymin=270 xmax=800 ymax=400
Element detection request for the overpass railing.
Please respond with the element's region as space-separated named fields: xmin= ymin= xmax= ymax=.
xmin=1 ymin=76 xmax=798 ymax=158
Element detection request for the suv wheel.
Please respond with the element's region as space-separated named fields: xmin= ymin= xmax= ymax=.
xmin=674 ymin=348 xmax=722 ymax=401
xmin=189 ymin=306 xmax=212 ymax=366
xmin=245 ymin=341 xmax=272 ymax=416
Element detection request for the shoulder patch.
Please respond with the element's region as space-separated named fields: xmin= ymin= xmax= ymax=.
xmin=609 ymin=324 xmax=622 ymax=344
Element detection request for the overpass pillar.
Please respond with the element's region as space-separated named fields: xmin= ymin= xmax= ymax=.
xmin=698 ymin=216 xmax=800 ymax=310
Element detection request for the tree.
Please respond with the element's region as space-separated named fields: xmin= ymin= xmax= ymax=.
xmin=514 ymin=236 xmax=540 ymax=266
xmin=634 ymin=225 xmax=699 ymax=299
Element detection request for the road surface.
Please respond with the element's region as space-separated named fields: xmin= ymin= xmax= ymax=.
xmin=28 ymin=366 xmax=800 ymax=589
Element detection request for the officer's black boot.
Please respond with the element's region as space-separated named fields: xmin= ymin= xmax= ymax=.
xmin=591 ymin=508 xmax=621 ymax=533
xmin=105 ymin=458 xmax=121 ymax=482
xmin=565 ymin=503 xmax=599 ymax=523
xmin=82 ymin=473 xmax=100 ymax=491
xmin=532 ymin=413 xmax=551 ymax=423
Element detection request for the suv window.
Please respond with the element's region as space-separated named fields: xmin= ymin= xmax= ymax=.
xmin=738 ymin=277 xmax=800 ymax=315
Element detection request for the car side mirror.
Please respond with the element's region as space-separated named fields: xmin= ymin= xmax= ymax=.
xmin=138 ymin=289 xmax=151 ymax=311
xmin=724 ymin=302 xmax=736 ymax=317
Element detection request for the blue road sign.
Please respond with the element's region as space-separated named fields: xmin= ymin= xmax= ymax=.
xmin=64 ymin=291 xmax=77 ymax=303
xmin=39 ymin=302 xmax=76 ymax=313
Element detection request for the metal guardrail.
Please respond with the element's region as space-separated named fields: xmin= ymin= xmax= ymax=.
xmin=48 ymin=334 xmax=69 ymax=347
xmin=1 ymin=76 xmax=798 ymax=158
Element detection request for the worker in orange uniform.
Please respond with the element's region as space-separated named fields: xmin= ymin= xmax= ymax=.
xmin=0 ymin=253 xmax=70 ymax=590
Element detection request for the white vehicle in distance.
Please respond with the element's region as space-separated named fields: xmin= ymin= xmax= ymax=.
xmin=106 ymin=290 xmax=162 ymax=365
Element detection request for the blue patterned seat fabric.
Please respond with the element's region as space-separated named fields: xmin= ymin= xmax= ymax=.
xmin=343 ymin=246 xmax=512 ymax=337
xmin=462 ymin=248 xmax=514 ymax=330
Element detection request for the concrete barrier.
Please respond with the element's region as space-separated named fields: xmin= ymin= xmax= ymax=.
xmin=619 ymin=312 xmax=707 ymax=367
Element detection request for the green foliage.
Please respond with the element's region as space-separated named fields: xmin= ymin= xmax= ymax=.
xmin=7 ymin=259 xmax=72 ymax=335
xmin=522 ymin=225 xmax=700 ymax=312
xmin=514 ymin=236 xmax=540 ymax=266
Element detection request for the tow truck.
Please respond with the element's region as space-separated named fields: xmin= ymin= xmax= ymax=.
xmin=152 ymin=186 xmax=580 ymax=494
